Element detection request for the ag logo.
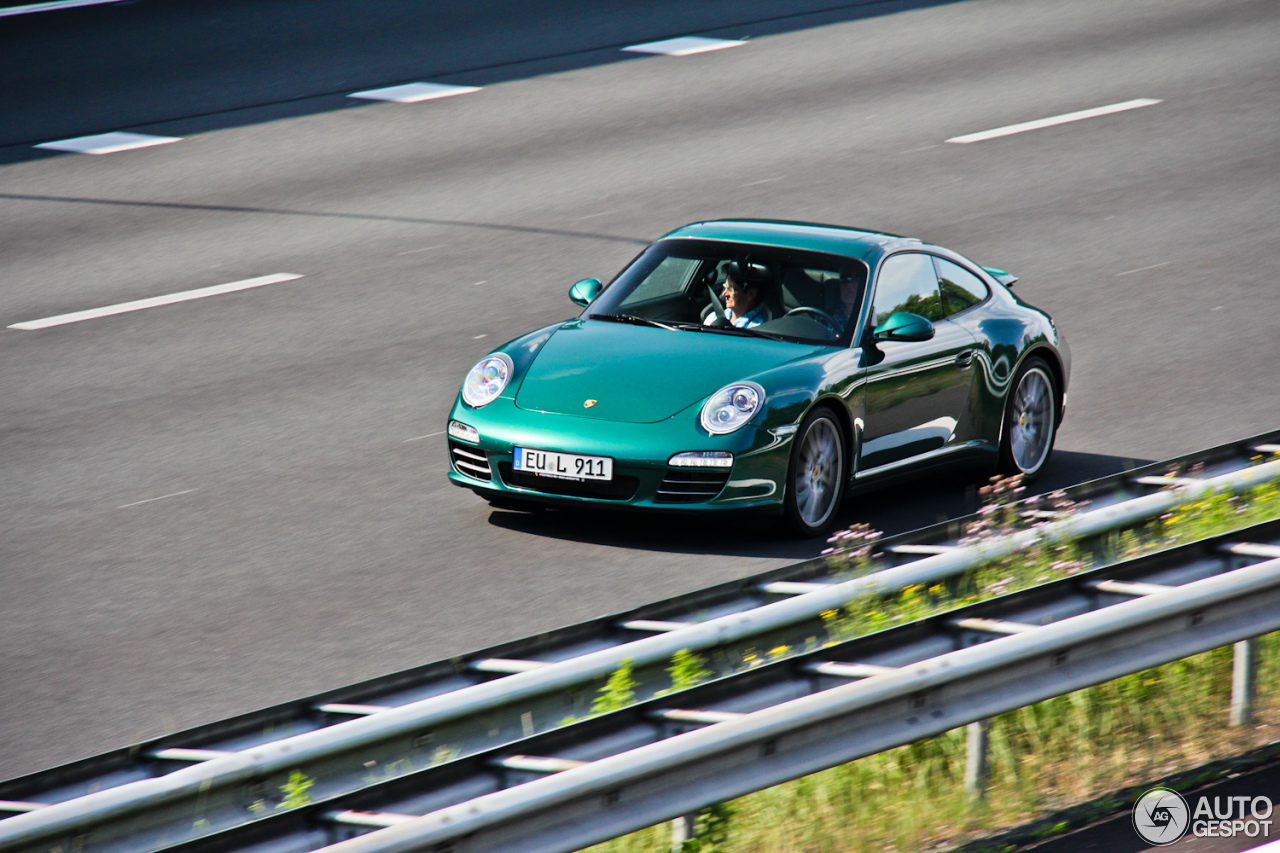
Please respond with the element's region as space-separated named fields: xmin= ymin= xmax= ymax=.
xmin=1133 ymin=787 xmax=1190 ymax=845
xmin=584 ymin=399 xmax=597 ymax=408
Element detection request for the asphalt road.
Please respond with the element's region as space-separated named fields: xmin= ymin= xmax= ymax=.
xmin=1 ymin=0 xmax=1277 ymax=780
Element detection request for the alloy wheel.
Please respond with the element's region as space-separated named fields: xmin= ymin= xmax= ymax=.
xmin=794 ymin=415 xmax=843 ymax=528
xmin=1008 ymin=365 xmax=1055 ymax=474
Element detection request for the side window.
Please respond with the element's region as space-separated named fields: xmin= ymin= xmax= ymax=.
xmin=934 ymin=258 xmax=989 ymax=316
xmin=871 ymin=253 xmax=943 ymax=327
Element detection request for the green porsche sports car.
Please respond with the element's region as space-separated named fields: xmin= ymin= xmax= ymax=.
xmin=447 ymin=220 xmax=1070 ymax=535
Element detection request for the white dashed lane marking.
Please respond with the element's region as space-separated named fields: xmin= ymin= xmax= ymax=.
xmin=35 ymin=132 xmax=183 ymax=155
xmin=404 ymin=431 xmax=446 ymax=443
xmin=0 ymin=0 xmax=124 ymax=17
xmin=118 ymin=489 xmax=198 ymax=509
xmin=349 ymin=83 xmax=481 ymax=103
xmin=1115 ymin=262 xmax=1171 ymax=277
xmin=623 ymin=36 xmax=745 ymax=56
xmin=8 ymin=273 xmax=304 ymax=330
xmin=945 ymin=98 xmax=1162 ymax=144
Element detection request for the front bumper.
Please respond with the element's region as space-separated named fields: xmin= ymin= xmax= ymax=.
xmin=445 ymin=396 xmax=793 ymax=512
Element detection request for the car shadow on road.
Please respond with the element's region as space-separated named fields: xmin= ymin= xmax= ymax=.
xmin=484 ymin=448 xmax=1155 ymax=560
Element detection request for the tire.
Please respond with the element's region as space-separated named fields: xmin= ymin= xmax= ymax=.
xmin=998 ymin=357 xmax=1058 ymax=480
xmin=782 ymin=408 xmax=847 ymax=537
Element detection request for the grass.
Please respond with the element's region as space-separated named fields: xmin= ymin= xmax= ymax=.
xmin=584 ymin=637 xmax=1280 ymax=853
xmin=580 ymin=455 xmax=1280 ymax=853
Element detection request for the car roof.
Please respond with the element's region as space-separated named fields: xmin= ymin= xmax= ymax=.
xmin=660 ymin=219 xmax=922 ymax=260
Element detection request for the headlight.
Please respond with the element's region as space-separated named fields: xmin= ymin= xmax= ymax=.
xmin=461 ymin=353 xmax=514 ymax=407
xmin=701 ymin=381 xmax=765 ymax=435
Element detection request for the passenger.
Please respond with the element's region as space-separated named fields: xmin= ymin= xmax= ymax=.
xmin=707 ymin=269 xmax=770 ymax=329
xmin=832 ymin=270 xmax=864 ymax=333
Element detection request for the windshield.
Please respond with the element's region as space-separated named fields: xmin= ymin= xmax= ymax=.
xmin=585 ymin=239 xmax=868 ymax=346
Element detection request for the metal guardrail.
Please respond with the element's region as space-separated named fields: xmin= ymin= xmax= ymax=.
xmin=1 ymin=432 xmax=1277 ymax=852
xmin=319 ymin=547 xmax=1280 ymax=853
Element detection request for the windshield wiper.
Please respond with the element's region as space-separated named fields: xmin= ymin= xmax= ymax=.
xmin=597 ymin=315 xmax=790 ymax=342
xmin=591 ymin=313 xmax=678 ymax=331
xmin=682 ymin=323 xmax=788 ymax=342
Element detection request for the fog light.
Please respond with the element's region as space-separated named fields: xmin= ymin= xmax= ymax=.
xmin=669 ymin=451 xmax=734 ymax=468
xmin=448 ymin=420 xmax=479 ymax=443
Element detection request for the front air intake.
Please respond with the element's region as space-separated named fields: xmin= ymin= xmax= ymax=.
xmin=655 ymin=469 xmax=731 ymax=503
xmin=449 ymin=440 xmax=492 ymax=481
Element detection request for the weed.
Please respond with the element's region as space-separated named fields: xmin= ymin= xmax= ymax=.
xmin=679 ymin=802 xmax=734 ymax=852
xmin=278 ymin=770 xmax=314 ymax=809
xmin=662 ymin=649 xmax=713 ymax=696
xmin=592 ymin=659 xmax=637 ymax=715
xmin=818 ymin=466 xmax=1280 ymax=653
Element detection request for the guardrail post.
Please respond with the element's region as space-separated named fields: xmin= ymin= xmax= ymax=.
xmin=965 ymin=719 xmax=990 ymax=798
xmin=671 ymin=812 xmax=698 ymax=851
xmin=1231 ymin=638 xmax=1258 ymax=726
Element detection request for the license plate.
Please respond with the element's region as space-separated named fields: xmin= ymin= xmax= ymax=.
xmin=513 ymin=446 xmax=613 ymax=481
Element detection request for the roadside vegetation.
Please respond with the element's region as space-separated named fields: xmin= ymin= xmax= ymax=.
xmin=584 ymin=454 xmax=1280 ymax=853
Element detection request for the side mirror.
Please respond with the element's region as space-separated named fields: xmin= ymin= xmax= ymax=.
xmin=873 ymin=311 xmax=935 ymax=343
xmin=568 ymin=278 xmax=603 ymax=307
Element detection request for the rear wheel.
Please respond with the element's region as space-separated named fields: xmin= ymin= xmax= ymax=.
xmin=783 ymin=409 xmax=847 ymax=537
xmin=998 ymin=357 xmax=1058 ymax=480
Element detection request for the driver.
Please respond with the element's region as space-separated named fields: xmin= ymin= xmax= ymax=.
xmin=707 ymin=268 xmax=770 ymax=329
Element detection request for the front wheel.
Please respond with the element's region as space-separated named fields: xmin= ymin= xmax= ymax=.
xmin=782 ymin=409 xmax=847 ymax=537
xmin=998 ymin=357 xmax=1058 ymax=480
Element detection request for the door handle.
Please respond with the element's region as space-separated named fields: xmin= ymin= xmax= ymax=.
xmin=955 ymin=350 xmax=974 ymax=367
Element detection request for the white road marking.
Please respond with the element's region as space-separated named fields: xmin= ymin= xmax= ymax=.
xmin=742 ymin=176 xmax=783 ymax=186
xmin=945 ymin=98 xmax=1162 ymax=144
xmin=0 ymin=0 xmax=124 ymax=16
xmin=397 ymin=245 xmax=442 ymax=256
xmin=1115 ymin=261 xmax=1170 ymax=277
xmin=473 ymin=334 xmax=487 ymax=339
xmin=569 ymin=211 xmax=616 ymax=221
xmin=471 ymin=280 xmax=487 ymax=286
xmin=404 ymin=431 xmax=445 ymax=443
xmin=8 ymin=273 xmax=304 ymax=330
xmin=35 ymin=132 xmax=183 ymax=155
xmin=623 ymin=36 xmax=745 ymax=56
xmin=348 ymin=83 xmax=481 ymax=103
xmin=119 ymin=489 xmax=197 ymax=509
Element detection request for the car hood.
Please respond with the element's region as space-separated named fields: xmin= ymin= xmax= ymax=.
xmin=514 ymin=319 xmax=821 ymax=422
